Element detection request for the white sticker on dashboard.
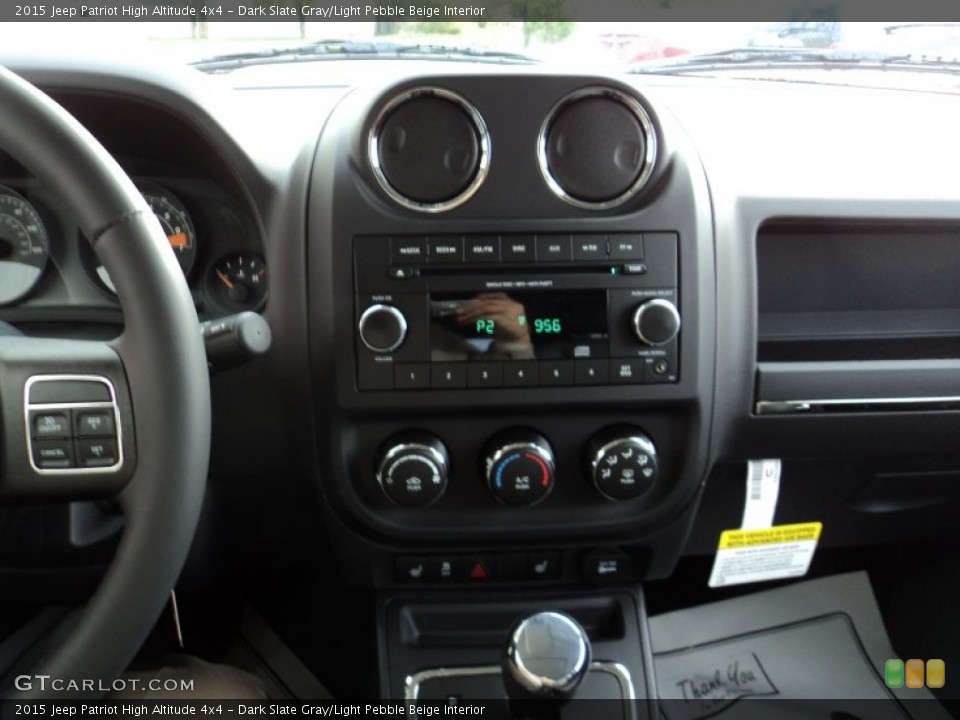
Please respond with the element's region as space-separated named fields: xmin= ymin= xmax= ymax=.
xmin=741 ymin=459 xmax=781 ymax=529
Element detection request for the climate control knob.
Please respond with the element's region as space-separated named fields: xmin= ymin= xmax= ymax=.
xmin=586 ymin=427 xmax=659 ymax=501
xmin=359 ymin=304 xmax=408 ymax=353
xmin=376 ymin=433 xmax=449 ymax=507
xmin=631 ymin=298 xmax=680 ymax=346
xmin=484 ymin=430 xmax=555 ymax=506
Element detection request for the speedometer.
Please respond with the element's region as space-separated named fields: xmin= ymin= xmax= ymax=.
xmin=0 ymin=186 xmax=49 ymax=305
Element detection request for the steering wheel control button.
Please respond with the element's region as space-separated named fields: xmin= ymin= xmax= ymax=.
xmin=632 ymin=298 xmax=681 ymax=347
xmin=31 ymin=412 xmax=70 ymax=438
xmin=77 ymin=439 xmax=119 ymax=468
xmin=583 ymin=549 xmax=634 ymax=583
xmin=358 ymin=304 xmax=408 ymax=353
xmin=587 ymin=428 xmax=660 ymax=501
xmin=24 ymin=375 xmax=123 ymax=475
xmin=396 ymin=556 xmax=428 ymax=583
xmin=484 ymin=430 xmax=556 ymax=506
xmin=376 ymin=434 xmax=449 ymax=508
xmin=75 ymin=411 xmax=115 ymax=437
xmin=32 ymin=440 xmax=74 ymax=469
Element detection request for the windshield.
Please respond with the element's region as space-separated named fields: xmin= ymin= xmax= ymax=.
xmin=3 ymin=17 xmax=960 ymax=91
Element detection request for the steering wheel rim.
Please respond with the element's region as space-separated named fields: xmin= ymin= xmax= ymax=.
xmin=0 ymin=66 xmax=210 ymax=697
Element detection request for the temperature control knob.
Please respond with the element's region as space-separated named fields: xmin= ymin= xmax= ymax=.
xmin=586 ymin=427 xmax=659 ymax=501
xmin=358 ymin=304 xmax=407 ymax=353
xmin=484 ymin=430 xmax=555 ymax=506
xmin=631 ymin=298 xmax=680 ymax=346
xmin=376 ymin=433 xmax=449 ymax=507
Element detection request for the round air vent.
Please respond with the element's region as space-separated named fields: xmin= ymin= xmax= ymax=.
xmin=368 ymin=87 xmax=489 ymax=213
xmin=538 ymin=87 xmax=657 ymax=210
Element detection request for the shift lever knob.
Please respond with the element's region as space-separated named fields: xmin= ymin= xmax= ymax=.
xmin=502 ymin=611 xmax=591 ymax=701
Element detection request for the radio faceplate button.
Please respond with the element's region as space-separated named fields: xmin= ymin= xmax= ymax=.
xmin=395 ymin=363 xmax=431 ymax=390
xmin=536 ymin=234 xmax=573 ymax=262
xmin=573 ymin=234 xmax=608 ymax=261
xmin=539 ymin=360 xmax=575 ymax=386
xmin=575 ymin=360 xmax=609 ymax=385
xmin=609 ymin=234 xmax=644 ymax=260
xmin=431 ymin=363 xmax=468 ymax=389
xmin=465 ymin=235 xmax=501 ymax=263
xmin=610 ymin=359 xmax=644 ymax=384
xmin=503 ymin=361 xmax=539 ymax=387
xmin=391 ymin=237 xmax=428 ymax=264
xmin=503 ymin=234 xmax=536 ymax=262
xmin=468 ymin=362 xmax=504 ymax=388
xmin=427 ymin=235 xmax=464 ymax=263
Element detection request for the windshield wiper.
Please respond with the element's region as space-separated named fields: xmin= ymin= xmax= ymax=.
xmin=192 ymin=39 xmax=540 ymax=72
xmin=628 ymin=47 xmax=960 ymax=75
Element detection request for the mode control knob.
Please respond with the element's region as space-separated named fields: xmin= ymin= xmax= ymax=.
xmin=586 ymin=427 xmax=659 ymax=501
xmin=358 ymin=304 xmax=408 ymax=353
xmin=376 ymin=433 xmax=449 ymax=507
xmin=631 ymin=298 xmax=680 ymax=346
xmin=483 ymin=430 xmax=555 ymax=507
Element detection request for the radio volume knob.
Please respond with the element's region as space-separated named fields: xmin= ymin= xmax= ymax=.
xmin=631 ymin=298 xmax=680 ymax=346
xmin=484 ymin=430 xmax=556 ymax=506
xmin=359 ymin=304 xmax=408 ymax=353
xmin=377 ymin=433 xmax=449 ymax=507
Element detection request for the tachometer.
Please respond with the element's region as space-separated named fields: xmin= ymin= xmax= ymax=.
xmin=0 ymin=186 xmax=49 ymax=305
xmin=94 ymin=182 xmax=197 ymax=293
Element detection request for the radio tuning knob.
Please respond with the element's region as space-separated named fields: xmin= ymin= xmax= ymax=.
xmin=631 ymin=298 xmax=680 ymax=346
xmin=586 ymin=427 xmax=659 ymax=501
xmin=376 ymin=433 xmax=449 ymax=508
xmin=483 ymin=430 xmax=555 ymax=507
xmin=358 ymin=303 xmax=408 ymax=353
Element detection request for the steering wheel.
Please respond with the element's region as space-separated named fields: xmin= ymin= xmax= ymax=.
xmin=0 ymin=67 xmax=210 ymax=698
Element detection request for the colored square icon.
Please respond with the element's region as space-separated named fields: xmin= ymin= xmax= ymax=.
xmin=927 ymin=659 xmax=945 ymax=689
xmin=885 ymin=659 xmax=904 ymax=688
xmin=906 ymin=659 xmax=925 ymax=688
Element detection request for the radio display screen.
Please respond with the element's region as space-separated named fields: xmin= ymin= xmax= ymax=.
xmin=429 ymin=290 xmax=609 ymax=361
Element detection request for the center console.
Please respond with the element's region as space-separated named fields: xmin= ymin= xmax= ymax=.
xmin=306 ymin=73 xmax=715 ymax=700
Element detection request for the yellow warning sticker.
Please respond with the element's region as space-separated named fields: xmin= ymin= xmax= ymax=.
xmin=718 ymin=522 xmax=823 ymax=550
xmin=709 ymin=522 xmax=823 ymax=588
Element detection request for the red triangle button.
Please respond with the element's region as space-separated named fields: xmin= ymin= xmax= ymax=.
xmin=469 ymin=561 xmax=489 ymax=579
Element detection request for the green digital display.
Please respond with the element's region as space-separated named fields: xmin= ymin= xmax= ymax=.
xmin=533 ymin=318 xmax=563 ymax=334
xmin=475 ymin=319 xmax=495 ymax=335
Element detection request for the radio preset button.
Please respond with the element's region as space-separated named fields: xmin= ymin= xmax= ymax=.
xmin=391 ymin=237 xmax=428 ymax=264
xmin=503 ymin=235 xmax=536 ymax=262
xmin=609 ymin=234 xmax=643 ymax=260
xmin=539 ymin=360 xmax=574 ymax=386
xmin=575 ymin=360 xmax=609 ymax=385
xmin=466 ymin=235 xmax=501 ymax=263
xmin=359 ymin=304 xmax=408 ymax=353
xmin=536 ymin=234 xmax=573 ymax=262
xmin=573 ymin=234 xmax=608 ymax=261
xmin=395 ymin=364 xmax=431 ymax=390
xmin=431 ymin=363 xmax=468 ymax=389
xmin=503 ymin=361 xmax=539 ymax=387
xmin=428 ymin=235 xmax=464 ymax=263
xmin=468 ymin=362 xmax=504 ymax=388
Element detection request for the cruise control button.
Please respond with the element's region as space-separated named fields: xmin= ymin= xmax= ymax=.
xmin=75 ymin=411 xmax=115 ymax=438
xmin=32 ymin=440 xmax=74 ymax=469
xmin=32 ymin=412 xmax=70 ymax=438
xmin=76 ymin=439 xmax=118 ymax=468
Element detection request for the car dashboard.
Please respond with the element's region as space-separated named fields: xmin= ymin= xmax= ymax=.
xmin=2 ymin=52 xmax=960 ymax=702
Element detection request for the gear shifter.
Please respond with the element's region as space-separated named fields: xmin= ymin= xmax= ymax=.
xmin=502 ymin=611 xmax=591 ymax=714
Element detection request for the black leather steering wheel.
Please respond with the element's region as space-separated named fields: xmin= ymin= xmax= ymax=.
xmin=0 ymin=66 xmax=210 ymax=698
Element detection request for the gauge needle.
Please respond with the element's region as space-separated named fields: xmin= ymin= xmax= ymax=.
xmin=168 ymin=232 xmax=188 ymax=248
xmin=216 ymin=269 xmax=235 ymax=289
